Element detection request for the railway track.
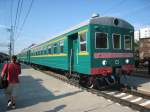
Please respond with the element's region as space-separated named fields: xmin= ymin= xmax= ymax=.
xmin=33 ymin=66 xmax=150 ymax=112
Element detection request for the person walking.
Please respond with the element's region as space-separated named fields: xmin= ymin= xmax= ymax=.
xmin=1 ymin=55 xmax=21 ymax=109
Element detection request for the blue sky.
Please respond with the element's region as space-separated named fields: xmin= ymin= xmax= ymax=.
xmin=0 ymin=0 xmax=150 ymax=54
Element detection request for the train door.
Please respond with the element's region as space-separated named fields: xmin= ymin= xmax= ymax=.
xmin=68 ymin=33 xmax=78 ymax=74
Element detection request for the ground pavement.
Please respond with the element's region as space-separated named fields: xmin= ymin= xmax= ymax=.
xmin=0 ymin=65 xmax=139 ymax=112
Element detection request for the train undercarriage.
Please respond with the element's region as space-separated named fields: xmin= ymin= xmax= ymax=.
xmin=65 ymin=65 xmax=133 ymax=89
xmin=65 ymin=71 xmax=121 ymax=90
xmin=22 ymin=61 xmax=132 ymax=90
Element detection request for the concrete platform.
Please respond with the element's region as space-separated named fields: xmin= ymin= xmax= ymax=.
xmin=0 ymin=65 xmax=138 ymax=112
xmin=120 ymin=75 xmax=150 ymax=95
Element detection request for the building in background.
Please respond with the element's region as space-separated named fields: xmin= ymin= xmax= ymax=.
xmin=139 ymin=37 xmax=150 ymax=60
xmin=134 ymin=27 xmax=150 ymax=40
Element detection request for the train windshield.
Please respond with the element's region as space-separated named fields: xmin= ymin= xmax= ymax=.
xmin=124 ymin=35 xmax=132 ymax=50
xmin=113 ymin=34 xmax=121 ymax=49
xmin=96 ymin=32 xmax=108 ymax=49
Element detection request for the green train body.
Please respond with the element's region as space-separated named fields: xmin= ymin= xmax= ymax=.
xmin=18 ymin=16 xmax=134 ymax=86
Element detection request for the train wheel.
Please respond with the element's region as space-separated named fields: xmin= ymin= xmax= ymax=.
xmin=79 ymin=75 xmax=87 ymax=87
xmin=93 ymin=78 xmax=106 ymax=90
xmin=114 ymin=74 xmax=120 ymax=84
xmin=86 ymin=77 xmax=93 ymax=88
xmin=105 ymin=75 xmax=115 ymax=85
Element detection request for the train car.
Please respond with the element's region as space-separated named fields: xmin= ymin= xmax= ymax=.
xmin=19 ymin=15 xmax=134 ymax=88
xmin=18 ymin=48 xmax=30 ymax=63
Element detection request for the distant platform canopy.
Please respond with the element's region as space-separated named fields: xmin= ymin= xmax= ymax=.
xmin=0 ymin=52 xmax=9 ymax=62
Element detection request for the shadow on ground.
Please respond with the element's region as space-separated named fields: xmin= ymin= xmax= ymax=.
xmin=21 ymin=64 xmax=32 ymax=69
xmin=0 ymin=74 xmax=83 ymax=112
xmin=44 ymin=104 xmax=66 ymax=112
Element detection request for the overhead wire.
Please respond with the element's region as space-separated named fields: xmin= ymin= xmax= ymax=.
xmin=13 ymin=0 xmax=21 ymax=33
xmin=8 ymin=0 xmax=24 ymax=54
xmin=15 ymin=0 xmax=34 ymax=41
xmin=15 ymin=0 xmax=24 ymax=33
xmin=10 ymin=0 xmax=14 ymax=27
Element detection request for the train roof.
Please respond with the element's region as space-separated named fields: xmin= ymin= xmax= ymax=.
xmin=49 ymin=16 xmax=134 ymax=40
xmin=90 ymin=16 xmax=134 ymax=29
xmin=27 ymin=16 xmax=134 ymax=50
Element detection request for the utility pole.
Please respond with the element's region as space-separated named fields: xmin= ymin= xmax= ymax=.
xmin=0 ymin=24 xmax=14 ymax=58
xmin=8 ymin=25 xmax=14 ymax=60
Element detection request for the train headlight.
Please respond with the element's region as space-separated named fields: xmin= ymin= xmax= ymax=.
xmin=125 ymin=59 xmax=129 ymax=64
xmin=102 ymin=60 xmax=107 ymax=66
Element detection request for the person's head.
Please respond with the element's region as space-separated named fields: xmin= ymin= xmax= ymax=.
xmin=12 ymin=55 xmax=17 ymax=63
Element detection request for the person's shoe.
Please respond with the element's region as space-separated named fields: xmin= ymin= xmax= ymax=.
xmin=7 ymin=100 xmax=12 ymax=107
xmin=11 ymin=103 xmax=16 ymax=109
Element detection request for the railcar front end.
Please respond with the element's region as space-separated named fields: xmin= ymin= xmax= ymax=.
xmin=87 ymin=17 xmax=134 ymax=88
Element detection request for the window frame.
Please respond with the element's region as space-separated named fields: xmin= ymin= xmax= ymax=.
xmin=124 ymin=35 xmax=132 ymax=50
xmin=44 ymin=49 xmax=47 ymax=55
xmin=53 ymin=43 xmax=57 ymax=54
xmin=95 ymin=32 xmax=109 ymax=49
xmin=60 ymin=40 xmax=64 ymax=53
xmin=112 ymin=33 xmax=121 ymax=49
xmin=48 ymin=45 xmax=52 ymax=54
xmin=79 ymin=31 xmax=87 ymax=52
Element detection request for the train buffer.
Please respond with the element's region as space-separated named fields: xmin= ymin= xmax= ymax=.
xmin=0 ymin=64 xmax=141 ymax=112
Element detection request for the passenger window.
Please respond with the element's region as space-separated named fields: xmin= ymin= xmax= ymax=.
xmin=124 ymin=35 xmax=132 ymax=50
xmin=48 ymin=46 xmax=52 ymax=54
xmin=37 ymin=51 xmax=39 ymax=55
xmin=79 ymin=32 xmax=87 ymax=51
xmin=96 ymin=32 xmax=108 ymax=48
xmin=40 ymin=51 xmax=42 ymax=55
xmin=44 ymin=50 xmax=47 ymax=54
xmin=53 ymin=44 xmax=57 ymax=54
xmin=113 ymin=34 xmax=121 ymax=49
xmin=60 ymin=40 xmax=64 ymax=53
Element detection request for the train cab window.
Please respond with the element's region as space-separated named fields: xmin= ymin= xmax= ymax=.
xmin=124 ymin=35 xmax=132 ymax=50
xmin=96 ymin=32 xmax=108 ymax=48
xmin=60 ymin=40 xmax=64 ymax=53
xmin=48 ymin=46 xmax=52 ymax=54
xmin=79 ymin=32 xmax=87 ymax=51
xmin=113 ymin=34 xmax=121 ymax=49
xmin=53 ymin=44 xmax=57 ymax=54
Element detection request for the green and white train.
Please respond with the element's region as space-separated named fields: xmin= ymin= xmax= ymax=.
xmin=18 ymin=15 xmax=134 ymax=88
